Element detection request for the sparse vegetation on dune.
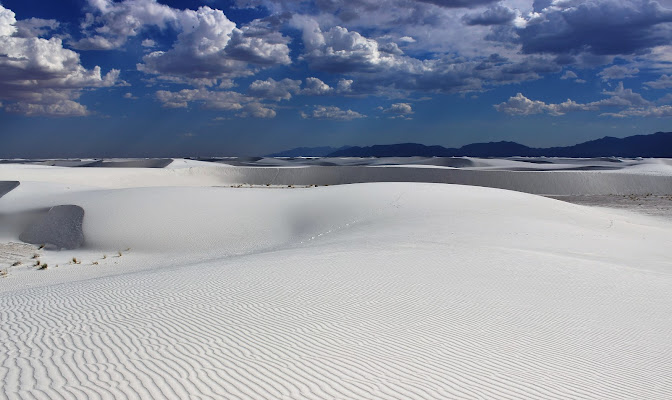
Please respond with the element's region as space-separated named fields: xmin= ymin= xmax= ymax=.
xmin=225 ymin=183 xmax=320 ymax=189
xmin=21 ymin=251 xmax=126 ymax=272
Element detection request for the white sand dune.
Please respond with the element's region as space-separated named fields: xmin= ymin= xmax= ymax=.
xmin=1 ymin=163 xmax=671 ymax=399
xmin=2 ymin=158 xmax=672 ymax=195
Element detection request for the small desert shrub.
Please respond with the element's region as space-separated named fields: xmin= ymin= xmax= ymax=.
xmin=38 ymin=244 xmax=45 ymax=250
xmin=35 ymin=260 xmax=41 ymax=266
xmin=0 ymin=269 xmax=7 ymax=277
xmin=32 ymin=254 xmax=40 ymax=259
xmin=72 ymin=257 xmax=81 ymax=264
xmin=102 ymin=254 xmax=107 ymax=259
xmin=11 ymin=261 xmax=21 ymax=266
xmin=117 ymin=251 xmax=122 ymax=257
xmin=92 ymin=261 xmax=99 ymax=265
xmin=38 ymin=264 xmax=48 ymax=270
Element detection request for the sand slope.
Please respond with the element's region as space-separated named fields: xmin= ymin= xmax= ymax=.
xmin=1 ymin=178 xmax=671 ymax=399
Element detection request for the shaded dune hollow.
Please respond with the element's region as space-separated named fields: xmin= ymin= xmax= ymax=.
xmin=0 ymin=181 xmax=19 ymax=199
xmin=18 ymin=205 xmax=85 ymax=250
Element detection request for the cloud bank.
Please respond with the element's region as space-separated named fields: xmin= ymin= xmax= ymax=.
xmin=494 ymin=82 xmax=670 ymax=117
xmin=0 ymin=5 xmax=118 ymax=116
xmin=4 ymin=0 xmax=672 ymax=120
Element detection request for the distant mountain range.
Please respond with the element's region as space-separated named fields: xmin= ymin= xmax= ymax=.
xmin=268 ymin=132 xmax=672 ymax=158
xmin=266 ymin=146 xmax=352 ymax=157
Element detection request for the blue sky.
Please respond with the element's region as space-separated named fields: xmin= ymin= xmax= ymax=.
xmin=1 ymin=0 xmax=672 ymax=157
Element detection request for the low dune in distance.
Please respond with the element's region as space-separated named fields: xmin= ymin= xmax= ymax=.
xmin=2 ymin=156 xmax=672 ymax=195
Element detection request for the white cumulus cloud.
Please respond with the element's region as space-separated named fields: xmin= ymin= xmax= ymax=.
xmin=645 ymin=74 xmax=672 ymax=89
xmin=0 ymin=5 xmax=118 ymax=117
xmin=237 ymin=102 xmax=276 ymax=118
xmin=138 ymin=6 xmax=290 ymax=83
xmin=155 ymin=87 xmax=279 ymax=118
xmin=72 ymin=1 xmax=291 ymax=86
xmin=336 ymin=79 xmax=354 ymax=93
xmin=72 ymin=0 xmax=180 ymax=50
xmin=381 ymin=102 xmax=414 ymax=118
xmin=300 ymin=105 xmax=366 ymax=120
xmin=248 ymin=78 xmax=301 ymax=101
xmin=494 ymin=82 xmax=669 ymax=118
xmin=301 ymin=77 xmax=333 ymax=95
xmin=598 ymin=65 xmax=640 ymax=81
xmin=155 ymin=88 xmax=248 ymax=110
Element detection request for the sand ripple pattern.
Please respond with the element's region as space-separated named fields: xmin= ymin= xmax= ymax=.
xmin=1 ymin=183 xmax=672 ymax=399
xmin=2 ymin=239 xmax=672 ymax=399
